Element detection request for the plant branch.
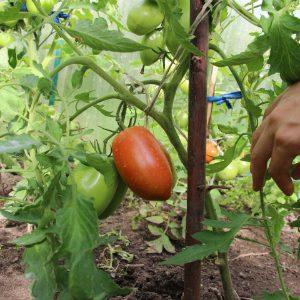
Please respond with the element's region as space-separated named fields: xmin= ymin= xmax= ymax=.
xmin=259 ymin=192 xmax=290 ymax=299
xmin=227 ymin=0 xmax=261 ymax=27
xmin=70 ymin=94 xmax=123 ymax=121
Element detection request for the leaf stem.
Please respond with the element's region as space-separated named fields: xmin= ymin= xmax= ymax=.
xmin=259 ymin=191 xmax=290 ymax=300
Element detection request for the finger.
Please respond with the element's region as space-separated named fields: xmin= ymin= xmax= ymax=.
xmin=269 ymin=146 xmax=294 ymax=195
xmin=251 ymin=129 xmax=274 ymax=191
xmin=291 ymin=163 xmax=300 ymax=180
xmin=251 ymin=122 xmax=266 ymax=153
xmin=263 ymin=93 xmax=285 ymax=118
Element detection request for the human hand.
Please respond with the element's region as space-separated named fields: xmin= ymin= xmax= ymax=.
xmin=251 ymin=82 xmax=300 ymax=195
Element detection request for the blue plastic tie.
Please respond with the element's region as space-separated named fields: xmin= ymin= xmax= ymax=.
xmin=49 ymin=14 xmax=68 ymax=106
xmin=207 ymin=91 xmax=242 ymax=109
xmin=20 ymin=3 xmax=27 ymax=12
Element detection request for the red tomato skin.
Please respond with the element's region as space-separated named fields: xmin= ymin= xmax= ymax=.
xmin=112 ymin=126 xmax=173 ymax=201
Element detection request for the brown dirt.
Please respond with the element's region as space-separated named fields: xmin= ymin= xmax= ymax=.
xmin=0 ymin=176 xmax=299 ymax=300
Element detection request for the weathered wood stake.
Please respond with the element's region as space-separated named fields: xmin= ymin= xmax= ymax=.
xmin=184 ymin=0 xmax=209 ymax=299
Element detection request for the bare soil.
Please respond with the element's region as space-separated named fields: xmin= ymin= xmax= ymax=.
xmin=0 ymin=175 xmax=299 ymax=300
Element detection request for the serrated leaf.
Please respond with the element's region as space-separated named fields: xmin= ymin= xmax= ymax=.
xmin=147 ymin=238 xmax=163 ymax=254
xmin=268 ymin=13 xmax=300 ymax=84
xmin=218 ymin=124 xmax=238 ymax=135
xmin=69 ymin=251 xmax=96 ymax=299
xmin=146 ymin=215 xmax=164 ymax=224
xmin=214 ymin=35 xmax=270 ymax=71
xmin=62 ymin=19 xmax=147 ymax=52
xmin=46 ymin=118 xmax=62 ymax=142
xmin=13 ymin=229 xmax=48 ymax=246
xmin=55 ymin=188 xmax=100 ymax=253
xmin=24 ymin=241 xmax=56 ymax=300
xmin=162 ymin=234 xmax=175 ymax=253
xmin=0 ymin=134 xmax=40 ymax=154
xmin=162 ymin=213 xmax=249 ymax=265
xmin=148 ymin=224 xmax=163 ymax=236
xmin=94 ymin=269 xmax=131 ymax=298
xmin=267 ymin=205 xmax=286 ymax=245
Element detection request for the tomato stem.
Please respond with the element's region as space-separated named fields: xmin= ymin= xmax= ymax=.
xmin=259 ymin=191 xmax=290 ymax=300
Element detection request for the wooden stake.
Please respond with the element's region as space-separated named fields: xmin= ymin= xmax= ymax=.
xmin=184 ymin=0 xmax=209 ymax=299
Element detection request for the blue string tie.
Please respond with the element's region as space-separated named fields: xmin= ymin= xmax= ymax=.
xmin=207 ymin=91 xmax=243 ymax=109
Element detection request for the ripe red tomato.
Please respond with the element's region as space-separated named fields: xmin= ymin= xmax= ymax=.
xmin=112 ymin=126 xmax=173 ymax=201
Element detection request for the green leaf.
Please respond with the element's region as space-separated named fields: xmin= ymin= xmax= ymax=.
xmin=290 ymin=217 xmax=300 ymax=228
xmin=146 ymin=215 xmax=164 ymax=224
xmin=8 ymin=48 xmax=17 ymax=68
xmin=46 ymin=118 xmax=63 ymax=142
xmin=262 ymin=290 xmax=287 ymax=300
xmin=0 ymin=8 xmax=32 ymax=22
xmin=268 ymin=13 xmax=300 ymax=84
xmin=69 ymin=251 xmax=96 ymax=299
xmin=218 ymin=124 xmax=238 ymax=135
xmin=13 ymin=229 xmax=48 ymax=246
xmin=55 ymin=187 xmax=100 ymax=253
xmin=24 ymin=241 xmax=57 ymax=300
xmin=71 ymin=66 xmax=88 ymax=89
xmin=148 ymin=224 xmax=164 ymax=236
xmin=207 ymin=135 xmax=248 ymax=174
xmin=267 ymin=205 xmax=286 ymax=245
xmin=214 ymin=35 xmax=270 ymax=71
xmin=147 ymin=238 xmax=164 ymax=254
xmin=162 ymin=213 xmax=249 ymax=265
xmin=0 ymin=134 xmax=40 ymax=154
xmin=62 ymin=18 xmax=148 ymax=52
xmin=162 ymin=234 xmax=175 ymax=253
xmin=94 ymin=269 xmax=131 ymax=298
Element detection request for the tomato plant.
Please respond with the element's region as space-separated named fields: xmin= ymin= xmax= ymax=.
xmin=0 ymin=0 xmax=298 ymax=299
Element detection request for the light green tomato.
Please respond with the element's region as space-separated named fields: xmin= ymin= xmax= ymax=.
xmin=72 ymin=165 xmax=119 ymax=215
xmin=180 ymin=79 xmax=189 ymax=94
xmin=175 ymin=111 xmax=188 ymax=129
xmin=0 ymin=32 xmax=14 ymax=47
xmin=140 ymin=31 xmax=164 ymax=66
xmin=236 ymin=160 xmax=250 ymax=176
xmin=217 ymin=162 xmax=239 ymax=181
xmin=26 ymin=0 xmax=55 ymax=15
xmin=127 ymin=0 xmax=164 ymax=36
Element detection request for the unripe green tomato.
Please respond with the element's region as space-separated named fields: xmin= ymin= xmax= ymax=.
xmin=180 ymin=79 xmax=189 ymax=94
xmin=0 ymin=32 xmax=14 ymax=47
xmin=72 ymin=165 xmax=119 ymax=215
xmin=236 ymin=160 xmax=250 ymax=176
xmin=140 ymin=31 xmax=164 ymax=66
xmin=26 ymin=0 xmax=55 ymax=15
xmin=127 ymin=1 xmax=164 ymax=36
xmin=175 ymin=111 xmax=188 ymax=129
xmin=217 ymin=162 xmax=239 ymax=181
